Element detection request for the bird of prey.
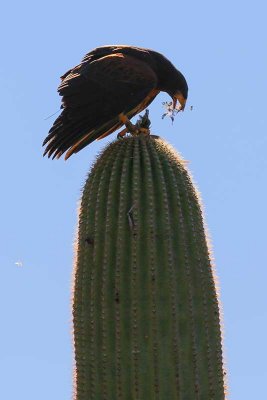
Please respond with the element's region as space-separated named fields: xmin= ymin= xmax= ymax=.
xmin=43 ymin=45 xmax=188 ymax=160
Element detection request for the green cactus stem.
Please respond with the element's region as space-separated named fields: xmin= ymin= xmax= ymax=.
xmin=72 ymin=134 xmax=226 ymax=399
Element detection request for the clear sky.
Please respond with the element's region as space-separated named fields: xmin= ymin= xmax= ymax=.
xmin=1 ymin=0 xmax=266 ymax=399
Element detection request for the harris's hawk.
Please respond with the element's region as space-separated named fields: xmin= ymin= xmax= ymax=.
xmin=43 ymin=45 xmax=188 ymax=159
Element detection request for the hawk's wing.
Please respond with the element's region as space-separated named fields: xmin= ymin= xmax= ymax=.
xmin=43 ymin=52 xmax=158 ymax=159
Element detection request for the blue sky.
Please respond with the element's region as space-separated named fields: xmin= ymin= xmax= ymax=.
xmin=1 ymin=0 xmax=266 ymax=398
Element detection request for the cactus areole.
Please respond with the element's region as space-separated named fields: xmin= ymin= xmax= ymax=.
xmin=73 ymin=134 xmax=226 ymax=399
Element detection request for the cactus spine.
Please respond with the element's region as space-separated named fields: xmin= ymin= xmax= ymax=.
xmin=73 ymin=135 xmax=226 ymax=399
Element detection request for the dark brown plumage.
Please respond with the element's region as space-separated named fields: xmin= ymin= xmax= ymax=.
xmin=43 ymin=45 xmax=188 ymax=159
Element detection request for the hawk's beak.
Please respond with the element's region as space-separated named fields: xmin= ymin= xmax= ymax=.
xmin=173 ymin=92 xmax=187 ymax=111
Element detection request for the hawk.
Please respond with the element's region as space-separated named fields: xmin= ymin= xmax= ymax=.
xmin=43 ymin=45 xmax=188 ymax=159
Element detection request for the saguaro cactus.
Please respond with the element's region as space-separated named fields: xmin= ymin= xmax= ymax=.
xmin=73 ymin=134 xmax=226 ymax=399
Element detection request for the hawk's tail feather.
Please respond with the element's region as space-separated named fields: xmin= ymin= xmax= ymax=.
xmin=42 ymin=115 xmax=64 ymax=147
xmin=43 ymin=107 xmax=100 ymax=147
xmin=64 ymin=120 xmax=121 ymax=160
xmin=43 ymin=117 xmax=93 ymax=158
xmin=43 ymin=115 xmax=122 ymax=159
xmin=43 ymin=107 xmax=108 ymax=157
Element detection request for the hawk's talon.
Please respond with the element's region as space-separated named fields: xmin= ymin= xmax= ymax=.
xmin=139 ymin=127 xmax=150 ymax=135
xmin=131 ymin=128 xmax=141 ymax=137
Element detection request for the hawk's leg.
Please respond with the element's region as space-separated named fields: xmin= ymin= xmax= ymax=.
xmin=116 ymin=127 xmax=128 ymax=139
xmin=118 ymin=111 xmax=151 ymax=138
xmin=118 ymin=113 xmax=139 ymax=136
